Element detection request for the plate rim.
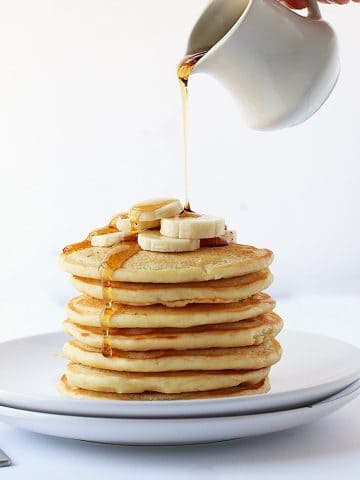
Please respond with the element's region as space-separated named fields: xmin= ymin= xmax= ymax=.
xmin=0 ymin=379 xmax=359 ymax=421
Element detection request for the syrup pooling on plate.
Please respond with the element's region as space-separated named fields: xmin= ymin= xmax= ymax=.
xmin=177 ymin=51 xmax=207 ymax=212
xmin=99 ymin=242 xmax=141 ymax=357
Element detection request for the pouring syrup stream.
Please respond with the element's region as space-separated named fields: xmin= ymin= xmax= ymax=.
xmin=177 ymin=51 xmax=207 ymax=212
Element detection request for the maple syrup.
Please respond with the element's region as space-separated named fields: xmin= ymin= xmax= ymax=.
xmin=63 ymin=222 xmax=140 ymax=357
xmin=200 ymin=237 xmax=228 ymax=248
xmin=62 ymin=226 xmax=118 ymax=254
xmin=177 ymin=51 xmax=207 ymax=212
xmin=64 ymin=202 xmax=177 ymax=357
xmin=62 ymin=196 xmax=227 ymax=356
xmin=129 ymin=198 xmax=176 ymax=229
xmin=98 ymin=242 xmax=141 ymax=357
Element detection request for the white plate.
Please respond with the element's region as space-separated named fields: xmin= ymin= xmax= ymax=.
xmin=0 ymin=380 xmax=359 ymax=445
xmin=0 ymin=330 xmax=359 ymax=418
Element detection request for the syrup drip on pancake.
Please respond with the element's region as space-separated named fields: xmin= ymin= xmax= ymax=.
xmin=63 ymin=211 xmax=145 ymax=358
xmin=99 ymin=242 xmax=141 ymax=357
xmin=177 ymin=51 xmax=207 ymax=212
xmin=62 ymin=226 xmax=118 ymax=254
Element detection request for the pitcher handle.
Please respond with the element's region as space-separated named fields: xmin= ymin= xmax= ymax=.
xmin=307 ymin=0 xmax=321 ymax=20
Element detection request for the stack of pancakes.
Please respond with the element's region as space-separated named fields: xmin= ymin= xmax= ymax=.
xmin=59 ymin=243 xmax=282 ymax=400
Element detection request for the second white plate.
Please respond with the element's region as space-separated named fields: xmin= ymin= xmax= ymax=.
xmin=0 ymin=380 xmax=358 ymax=445
xmin=0 ymin=330 xmax=359 ymax=417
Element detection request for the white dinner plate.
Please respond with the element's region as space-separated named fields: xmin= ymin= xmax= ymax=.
xmin=0 ymin=380 xmax=359 ymax=445
xmin=0 ymin=330 xmax=359 ymax=418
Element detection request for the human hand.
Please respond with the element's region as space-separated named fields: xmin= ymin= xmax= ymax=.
xmin=282 ymin=0 xmax=360 ymax=8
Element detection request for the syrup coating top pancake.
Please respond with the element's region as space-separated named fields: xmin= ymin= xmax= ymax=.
xmin=60 ymin=243 xmax=273 ymax=283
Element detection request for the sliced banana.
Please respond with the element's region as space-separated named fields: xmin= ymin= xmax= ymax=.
xmin=109 ymin=212 xmax=133 ymax=233
xmin=138 ymin=231 xmax=200 ymax=252
xmin=161 ymin=215 xmax=225 ymax=240
xmin=91 ymin=231 xmax=127 ymax=247
xmin=109 ymin=199 xmax=183 ymax=233
xmin=115 ymin=216 xmax=132 ymax=233
xmin=130 ymin=198 xmax=183 ymax=226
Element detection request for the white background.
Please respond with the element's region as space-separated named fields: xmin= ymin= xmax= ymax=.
xmin=0 ymin=1 xmax=360 ymax=339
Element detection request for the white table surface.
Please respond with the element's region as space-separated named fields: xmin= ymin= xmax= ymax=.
xmin=1 ymin=294 xmax=360 ymax=479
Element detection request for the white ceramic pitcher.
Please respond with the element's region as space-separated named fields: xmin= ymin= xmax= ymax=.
xmin=186 ymin=0 xmax=339 ymax=130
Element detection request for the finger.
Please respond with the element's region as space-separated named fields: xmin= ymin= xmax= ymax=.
xmin=280 ymin=0 xmax=331 ymax=8
xmin=281 ymin=0 xmax=356 ymax=6
xmin=280 ymin=0 xmax=308 ymax=8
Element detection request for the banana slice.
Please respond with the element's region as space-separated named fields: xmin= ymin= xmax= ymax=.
xmin=109 ymin=212 xmax=133 ymax=233
xmin=109 ymin=199 xmax=183 ymax=233
xmin=91 ymin=231 xmax=127 ymax=247
xmin=138 ymin=231 xmax=200 ymax=252
xmin=130 ymin=198 xmax=183 ymax=229
xmin=115 ymin=217 xmax=132 ymax=233
xmin=161 ymin=215 xmax=225 ymax=240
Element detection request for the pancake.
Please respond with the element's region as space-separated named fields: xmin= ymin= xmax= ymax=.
xmin=60 ymin=243 xmax=273 ymax=283
xmin=71 ymin=269 xmax=273 ymax=307
xmin=63 ymin=338 xmax=282 ymax=372
xmin=63 ymin=312 xmax=283 ymax=351
xmin=67 ymin=293 xmax=276 ymax=328
xmin=59 ymin=374 xmax=270 ymax=400
xmin=64 ymin=363 xmax=270 ymax=394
